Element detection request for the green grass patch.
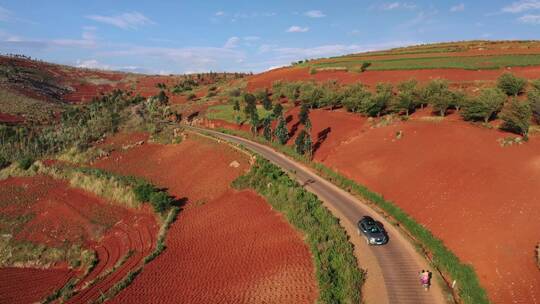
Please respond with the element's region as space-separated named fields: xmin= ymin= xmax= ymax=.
xmin=305 ymin=54 xmax=540 ymax=71
xmin=232 ymin=157 xmax=363 ymax=303
xmin=206 ymin=103 xmax=272 ymax=124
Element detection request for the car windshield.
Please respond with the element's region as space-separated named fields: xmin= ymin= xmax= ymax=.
xmin=369 ymin=226 xmax=380 ymax=233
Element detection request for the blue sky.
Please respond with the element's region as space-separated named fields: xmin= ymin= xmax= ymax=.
xmin=0 ymin=1 xmax=539 ymax=74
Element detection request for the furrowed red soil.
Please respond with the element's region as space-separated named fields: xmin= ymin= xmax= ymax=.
xmin=93 ymin=134 xmax=319 ymax=303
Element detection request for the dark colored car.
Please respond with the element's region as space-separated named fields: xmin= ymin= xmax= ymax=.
xmin=357 ymin=216 xmax=388 ymax=245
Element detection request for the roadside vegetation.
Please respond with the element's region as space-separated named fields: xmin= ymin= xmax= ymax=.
xmin=233 ymin=158 xmax=363 ymax=304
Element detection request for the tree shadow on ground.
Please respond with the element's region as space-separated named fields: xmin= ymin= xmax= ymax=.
xmin=312 ymin=127 xmax=331 ymax=156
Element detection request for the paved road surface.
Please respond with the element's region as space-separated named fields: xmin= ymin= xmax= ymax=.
xmin=189 ymin=126 xmax=450 ymax=304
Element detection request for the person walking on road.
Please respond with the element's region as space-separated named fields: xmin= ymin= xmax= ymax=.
xmin=419 ymin=270 xmax=430 ymax=291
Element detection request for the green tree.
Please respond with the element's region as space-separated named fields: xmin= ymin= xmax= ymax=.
xmin=528 ymin=89 xmax=540 ymax=123
xmin=233 ymin=98 xmax=240 ymax=112
xmin=283 ymin=82 xmax=301 ymax=103
xmin=262 ymin=93 xmax=273 ymax=111
xmin=421 ymin=79 xmax=448 ymax=111
xmin=295 ymin=129 xmax=307 ymax=155
xmin=262 ymin=117 xmax=273 ymax=141
xmin=359 ymin=83 xmax=392 ymax=117
xmin=304 ymin=132 xmax=313 ymax=158
xmin=274 ymin=115 xmax=289 ymax=145
xmin=461 ymin=88 xmax=506 ymax=123
xmin=250 ymin=110 xmax=260 ymax=135
xmin=299 ymin=82 xmax=324 ymax=108
xmin=451 ymin=91 xmax=466 ymax=112
xmin=499 ymin=98 xmax=532 ymax=137
xmin=299 ymin=103 xmax=310 ymax=125
xmin=392 ymin=90 xmax=415 ymax=116
xmin=243 ymin=93 xmax=257 ymax=118
xmin=497 ymin=73 xmax=526 ymax=96
xmin=342 ymin=84 xmax=371 ymax=113
xmin=272 ymin=103 xmax=284 ymax=118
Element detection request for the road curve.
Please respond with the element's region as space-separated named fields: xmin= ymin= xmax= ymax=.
xmin=188 ymin=126 xmax=450 ymax=304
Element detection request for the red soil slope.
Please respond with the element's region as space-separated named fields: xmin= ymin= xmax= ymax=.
xmin=0 ymin=112 xmax=24 ymax=124
xmin=93 ymin=135 xmax=319 ymax=303
xmin=0 ymin=175 xmax=158 ymax=304
xmin=0 ymin=267 xmax=73 ymax=303
xmin=247 ymin=66 xmax=540 ymax=91
xmin=275 ymin=108 xmax=540 ymax=304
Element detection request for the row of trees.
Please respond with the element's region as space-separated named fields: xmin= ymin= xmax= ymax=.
xmin=232 ymin=91 xmax=313 ymax=157
xmin=269 ymin=73 xmax=540 ymax=138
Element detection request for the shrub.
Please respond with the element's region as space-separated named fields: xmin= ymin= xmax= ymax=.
xmin=499 ymin=98 xmax=532 ymax=137
xmin=208 ymin=85 xmax=217 ymax=91
xmin=0 ymin=154 xmax=9 ymax=170
xmin=528 ymin=89 xmax=540 ymax=123
xmin=18 ymin=156 xmax=34 ymax=170
xmin=206 ymin=91 xmax=217 ymax=98
xmin=149 ymin=191 xmax=172 ymax=213
xmin=531 ymin=79 xmax=540 ymax=91
xmin=360 ymin=61 xmax=372 ymax=72
xmin=309 ymin=67 xmax=317 ymax=75
xmin=134 ymin=183 xmax=154 ymax=202
xmin=462 ymin=88 xmax=506 ymax=123
xmin=497 ymin=73 xmax=526 ymax=96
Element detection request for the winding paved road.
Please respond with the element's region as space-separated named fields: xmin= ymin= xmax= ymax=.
xmin=188 ymin=126 xmax=450 ymax=304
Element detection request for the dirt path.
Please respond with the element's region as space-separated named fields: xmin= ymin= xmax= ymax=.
xmin=189 ymin=126 xmax=453 ymax=304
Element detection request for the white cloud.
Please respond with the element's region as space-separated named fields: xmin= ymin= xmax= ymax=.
xmin=502 ymin=1 xmax=540 ymax=13
xmin=99 ymin=45 xmax=245 ymax=73
xmin=304 ymin=10 xmax=326 ymax=18
xmin=518 ymin=14 xmax=540 ymax=23
xmin=215 ymin=11 xmax=225 ymax=16
xmin=223 ymin=36 xmax=240 ymax=48
xmin=86 ymin=12 xmax=154 ymax=29
xmin=450 ymin=3 xmax=465 ymax=12
xmin=377 ymin=2 xmax=417 ymax=11
xmin=76 ymin=59 xmax=111 ymax=70
xmin=0 ymin=6 xmax=13 ymax=22
xmin=286 ymin=26 xmax=309 ymax=33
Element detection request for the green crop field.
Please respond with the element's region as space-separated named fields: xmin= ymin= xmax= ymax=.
xmin=303 ymin=54 xmax=540 ymax=71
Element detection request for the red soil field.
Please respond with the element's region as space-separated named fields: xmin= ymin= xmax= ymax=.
xmin=0 ymin=267 xmax=73 ymax=304
xmin=0 ymin=112 xmax=24 ymax=124
xmin=273 ymin=108 xmax=540 ymax=304
xmin=247 ymin=66 xmax=540 ymax=91
xmin=93 ymin=135 xmax=319 ymax=303
xmin=0 ymin=175 xmax=159 ymax=304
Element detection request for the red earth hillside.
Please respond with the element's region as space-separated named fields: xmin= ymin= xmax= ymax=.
xmin=275 ymin=107 xmax=540 ymax=304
